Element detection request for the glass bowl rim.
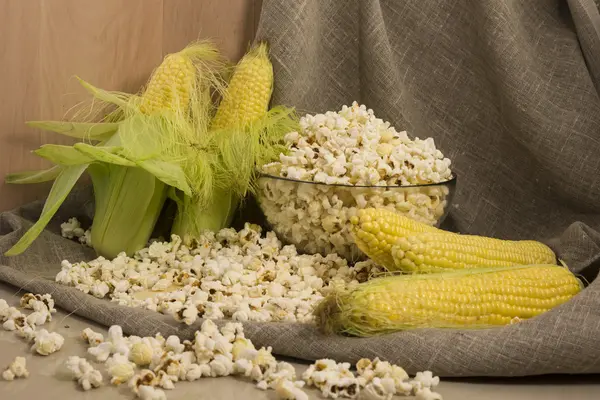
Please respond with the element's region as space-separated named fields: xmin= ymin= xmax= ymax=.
xmin=257 ymin=172 xmax=457 ymax=189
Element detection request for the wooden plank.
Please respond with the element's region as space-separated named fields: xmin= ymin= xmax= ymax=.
xmin=162 ymin=0 xmax=256 ymax=61
xmin=39 ymin=0 xmax=164 ymax=119
xmin=0 ymin=0 xmax=164 ymax=212
xmin=0 ymin=0 xmax=45 ymax=211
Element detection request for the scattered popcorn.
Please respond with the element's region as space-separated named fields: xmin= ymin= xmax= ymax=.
xmin=88 ymin=342 xmax=113 ymax=362
xmin=65 ymin=356 xmax=103 ymax=390
xmin=19 ymin=293 xmax=37 ymax=309
xmin=415 ymin=387 xmax=443 ymax=400
xmin=209 ymin=354 xmax=234 ymax=377
xmin=165 ymin=336 xmax=185 ymax=354
xmin=70 ymin=322 xmax=444 ymax=400
xmin=82 ymin=327 xmax=104 ymax=346
xmin=3 ymin=314 xmax=27 ymax=331
xmin=356 ymin=357 xmax=411 ymax=395
xmin=129 ymin=369 xmax=159 ymax=395
xmin=361 ymin=377 xmax=396 ymax=400
xmin=130 ymin=342 xmax=154 ymax=366
xmin=61 ymin=217 xmax=92 ymax=246
xmin=411 ymin=371 xmax=440 ymax=391
xmin=156 ymin=370 xmax=176 ymax=390
xmin=106 ymin=353 xmax=137 ymax=385
xmin=15 ymin=323 xmax=37 ymax=342
xmin=61 ymin=217 xmax=85 ymax=239
xmin=138 ymin=385 xmax=167 ymax=400
xmin=19 ymin=293 xmax=56 ymax=314
xmin=2 ymin=357 xmax=29 ymax=380
xmin=55 ymin=224 xmax=383 ymax=326
xmin=32 ymin=329 xmax=64 ymax=355
xmin=303 ymin=359 xmax=360 ymax=398
xmin=275 ymin=378 xmax=308 ymax=400
xmin=258 ymin=102 xmax=452 ymax=259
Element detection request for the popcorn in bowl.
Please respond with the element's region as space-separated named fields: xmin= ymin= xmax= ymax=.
xmin=258 ymin=102 xmax=455 ymax=261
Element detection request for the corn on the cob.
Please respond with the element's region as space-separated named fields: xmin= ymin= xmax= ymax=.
xmin=350 ymin=208 xmax=439 ymax=268
xmin=172 ymin=42 xmax=282 ymax=242
xmin=351 ymin=208 xmax=556 ymax=271
xmin=315 ymin=265 xmax=582 ymax=337
xmin=391 ymin=231 xmax=556 ymax=273
xmin=139 ymin=53 xmax=196 ymax=114
xmin=210 ymin=42 xmax=274 ymax=130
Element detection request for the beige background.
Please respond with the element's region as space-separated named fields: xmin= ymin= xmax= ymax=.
xmin=0 ymin=0 xmax=262 ymax=212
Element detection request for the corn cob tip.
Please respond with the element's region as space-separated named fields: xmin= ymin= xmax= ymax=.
xmin=251 ymin=41 xmax=270 ymax=56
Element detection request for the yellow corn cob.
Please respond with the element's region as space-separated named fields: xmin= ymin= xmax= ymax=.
xmin=315 ymin=265 xmax=582 ymax=337
xmin=210 ymin=42 xmax=274 ymax=130
xmin=350 ymin=208 xmax=439 ymax=268
xmin=139 ymin=53 xmax=196 ymax=114
xmin=391 ymin=232 xmax=556 ymax=273
xmin=351 ymin=208 xmax=556 ymax=271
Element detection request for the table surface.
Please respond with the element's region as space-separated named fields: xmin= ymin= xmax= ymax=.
xmin=0 ymin=283 xmax=598 ymax=400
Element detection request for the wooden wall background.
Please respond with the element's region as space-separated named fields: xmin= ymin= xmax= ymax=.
xmin=0 ymin=0 xmax=263 ymax=212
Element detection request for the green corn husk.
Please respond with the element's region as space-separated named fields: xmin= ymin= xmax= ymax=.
xmin=171 ymin=186 xmax=238 ymax=243
xmin=169 ymin=43 xmax=299 ymax=244
xmin=88 ymin=164 xmax=167 ymax=257
xmin=5 ymin=41 xmax=227 ymax=258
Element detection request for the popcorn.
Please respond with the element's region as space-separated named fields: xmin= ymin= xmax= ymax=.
xmin=303 ymin=359 xmax=360 ymax=399
xmin=87 ymin=325 xmax=130 ymax=362
xmin=106 ymin=353 xmax=136 ymax=385
xmin=411 ymin=370 xmax=440 ymax=391
xmin=165 ymin=335 xmax=185 ymax=354
xmin=61 ymin=218 xmax=92 ymax=246
xmin=185 ymin=363 xmax=211 ymax=381
xmin=68 ymin=322 xmax=443 ymax=400
xmin=138 ymin=385 xmax=167 ymax=400
xmin=2 ymin=357 xmax=29 ymax=380
xmin=32 ymin=329 xmax=64 ymax=355
xmin=88 ymin=342 xmax=114 ymax=362
xmin=82 ymin=327 xmax=104 ymax=346
xmin=209 ymin=354 xmax=235 ymax=377
xmin=156 ymin=370 xmax=176 ymax=389
xmin=361 ymin=377 xmax=397 ymax=400
xmin=415 ymin=387 xmax=443 ymax=400
xmin=65 ymin=356 xmax=103 ymax=390
xmin=60 ymin=217 xmax=86 ymax=240
xmin=259 ymin=102 xmax=452 ymax=259
xmin=15 ymin=324 xmax=37 ymax=342
xmin=130 ymin=342 xmax=154 ymax=366
xmin=3 ymin=314 xmax=27 ymax=331
xmin=275 ymin=379 xmax=308 ymax=400
xmin=56 ymin=224 xmax=382 ymax=326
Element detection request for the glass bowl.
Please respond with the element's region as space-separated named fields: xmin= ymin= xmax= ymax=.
xmin=255 ymin=173 xmax=457 ymax=261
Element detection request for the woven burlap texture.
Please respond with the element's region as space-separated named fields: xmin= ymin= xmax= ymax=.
xmin=2 ymin=0 xmax=600 ymax=377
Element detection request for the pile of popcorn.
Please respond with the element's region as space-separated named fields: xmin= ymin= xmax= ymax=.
xmin=56 ymin=222 xmax=384 ymax=326
xmin=258 ymin=102 xmax=453 ymax=259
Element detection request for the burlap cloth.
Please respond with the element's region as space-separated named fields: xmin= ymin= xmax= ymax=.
xmin=2 ymin=0 xmax=600 ymax=378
